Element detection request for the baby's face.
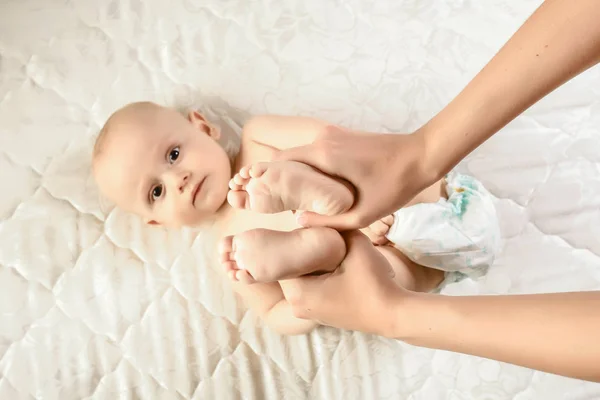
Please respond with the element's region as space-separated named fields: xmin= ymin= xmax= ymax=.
xmin=94 ymin=106 xmax=232 ymax=227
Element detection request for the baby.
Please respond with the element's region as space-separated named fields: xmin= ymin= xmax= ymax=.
xmin=93 ymin=101 xmax=501 ymax=335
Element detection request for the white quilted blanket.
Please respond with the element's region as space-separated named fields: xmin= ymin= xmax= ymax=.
xmin=1 ymin=0 xmax=600 ymax=399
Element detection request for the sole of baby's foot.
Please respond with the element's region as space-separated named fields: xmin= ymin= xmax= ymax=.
xmin=218 ymin=227 xmax=346 ymax=284
xmin=219 ymin=235 xmax=254 ymax=284
xmin=227 ymin=161 xmax=354 ymax=215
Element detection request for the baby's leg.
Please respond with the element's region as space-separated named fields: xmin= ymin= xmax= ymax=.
xmin=376 ymin=245 xmax=445 ymax=292
xmin=219 ymin=227 xmax=345 ymax=284
xmin=227 ymin=161 xmax=354 ymax=215
xmin=219 ymin=227 xmax=444 ymax=292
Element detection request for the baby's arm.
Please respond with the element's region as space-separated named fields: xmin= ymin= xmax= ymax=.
xmin=232 ymin=279 xmax=317 ymax=336
xmin=243 ymin=115 xmax=331 ymax=151
xmin=264 ymin=297 xmax=317 ymax=335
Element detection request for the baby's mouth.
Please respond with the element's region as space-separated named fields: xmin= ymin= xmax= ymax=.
xmin=191 ymin=177 xmax=206 ymax=206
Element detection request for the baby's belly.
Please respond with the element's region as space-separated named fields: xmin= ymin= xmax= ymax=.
xmin=225 ymin=209 xmax=300 ymax=236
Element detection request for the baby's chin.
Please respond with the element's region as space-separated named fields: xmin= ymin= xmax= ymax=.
xmin=205 ymin=177 xmax=231 ymax=211
xmin=182 ymin=191 xmax=229 ymax=227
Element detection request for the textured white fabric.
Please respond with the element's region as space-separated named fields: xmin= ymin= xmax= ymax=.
xmin=1 ymin=0 xmax=600 ymax=399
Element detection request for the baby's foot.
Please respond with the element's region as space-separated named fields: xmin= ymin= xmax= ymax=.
xmin=361 ymin=215 xmax=394 ymax=246
xmin=218 ymin=227 xmax=346 ymax=284
xmin=227 ymin=161 xmax=354 ymax=215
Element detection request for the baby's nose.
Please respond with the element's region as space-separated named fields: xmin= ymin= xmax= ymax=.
xmin=178 ymin=173 xmax=190 ymax=192
xmin=167 ymin=171 xmax=190 ymax=192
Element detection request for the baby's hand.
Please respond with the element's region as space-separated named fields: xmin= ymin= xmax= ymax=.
xmin=361 ymin=215 xmax=394 ymax=246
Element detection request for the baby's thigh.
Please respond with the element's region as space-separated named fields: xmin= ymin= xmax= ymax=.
xmin=375 ymin=245 xmax=444 ymax=292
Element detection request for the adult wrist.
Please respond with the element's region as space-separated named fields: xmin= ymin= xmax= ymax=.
xmin=382 ymin=289 xmax=425 ymax=340
xmin=386 ymin=291 xmax=455 ymax=343
xmin=414 ymin=125 xmax=449 ymax=184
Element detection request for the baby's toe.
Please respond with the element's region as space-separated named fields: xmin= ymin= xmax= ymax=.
xmin=220 ymin=246 xmax=238 ymax=262
xmin=219 ymin=235 xmax=234 ymax=254
xmin=249 ymin=162 xmax=268 ymax=179
xmin=222 ymin=260 xmax=238 ymax=273
xmin=229 ymin=178 xmax=243 ymax=191
xmin=233 ymin=173 xmax=248 ymax=186
xmin=227 ymin=190 xmax=251 ymax=210
xmin=239 ymin=165 xmax=252 ymax=179
xmin=227 ymin=270 xmax=238 ymax=281
xmin=220 ymin=251 xmax=232 ymax=263
xmin=235 ymin=269 xmax=255 ymax=285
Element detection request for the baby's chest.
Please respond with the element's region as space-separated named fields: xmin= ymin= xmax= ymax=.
xmin=228 ymin=141 xmax=299 ymax=235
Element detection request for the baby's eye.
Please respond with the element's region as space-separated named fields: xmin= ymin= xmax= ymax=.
xmin=151 ymin=185 xmax=163 ymax=202
xmin=168 ymin=147 xmax=180 ymax=164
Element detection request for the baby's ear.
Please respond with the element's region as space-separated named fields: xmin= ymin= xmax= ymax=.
xmin=187 ymin=110 xmax=221 ymax=140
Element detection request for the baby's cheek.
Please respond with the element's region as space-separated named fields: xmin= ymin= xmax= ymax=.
xmin=214 ymin=171 xmax=231 ymax=206
xmin=215 ymin=182 xmax=229 ymax=207
xmin=179 ymin=205 xmax=206 ymax=226
xmin=160 ymin=202 xmax=186 ymax=227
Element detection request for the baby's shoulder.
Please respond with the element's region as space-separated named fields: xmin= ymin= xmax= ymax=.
xmin=241 ymin=114 xmax=326 ymax=141
xmin=239 ymin=114 xmax=328 ymax=160
xmin=234 ymin=115 xmax=286 ymax=166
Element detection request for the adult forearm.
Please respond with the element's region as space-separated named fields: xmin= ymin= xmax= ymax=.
xmin=420 ymin=0 xmax=600 ymax=179
xmin=398 ymin=291 xmax=600 ymax=382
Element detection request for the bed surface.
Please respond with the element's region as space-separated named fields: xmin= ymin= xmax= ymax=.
xmin=1 ymin=0 xmax=600 ymax=398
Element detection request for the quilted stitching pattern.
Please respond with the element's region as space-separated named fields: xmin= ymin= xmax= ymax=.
xmin=1 ymin=0 xmax=600 ymax=398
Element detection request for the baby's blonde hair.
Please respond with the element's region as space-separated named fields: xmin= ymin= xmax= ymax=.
xmin=93 ymin=101 xmax=163 ymax=162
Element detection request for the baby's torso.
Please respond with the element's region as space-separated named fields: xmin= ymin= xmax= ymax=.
xmin=220 ymin=138 xmax=300 ymax=237
xmin=224 ymin=209 xmax=298 ymax=237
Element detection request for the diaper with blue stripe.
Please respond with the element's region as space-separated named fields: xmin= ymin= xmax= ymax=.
xmin=386 ymin=171 xmax=501 ymax=289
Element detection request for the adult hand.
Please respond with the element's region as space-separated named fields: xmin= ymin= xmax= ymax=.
xmin=274 ymin=125 xmax=438 ymax=230
xmin=282 ymin=230 xmax=600 ymax=382
xmin=276 ymin=0 xmax=600 ymax=233
xmin=279 ymin=0 xmax=600 ymax=383
xmin=282 ymin=230 xmax=409 ymax=336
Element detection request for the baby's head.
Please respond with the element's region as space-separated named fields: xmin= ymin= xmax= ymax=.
xmin=93 ymin=101 xmax=232 ymax=227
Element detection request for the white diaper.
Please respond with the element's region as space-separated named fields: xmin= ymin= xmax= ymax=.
xmin=385 ymin=171 xmax=501 ymax=289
